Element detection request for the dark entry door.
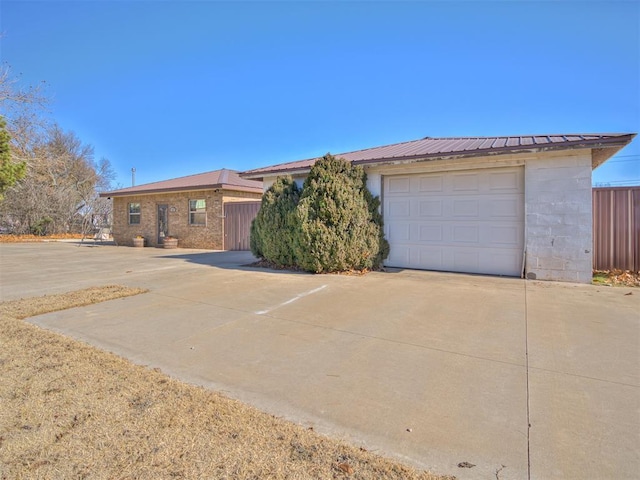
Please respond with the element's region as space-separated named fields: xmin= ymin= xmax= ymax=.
xmin=157 ymin=204 xmax=169 ymax=244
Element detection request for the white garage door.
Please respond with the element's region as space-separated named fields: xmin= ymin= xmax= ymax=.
xmin=383 ymin=167 xmax=524 ymax=276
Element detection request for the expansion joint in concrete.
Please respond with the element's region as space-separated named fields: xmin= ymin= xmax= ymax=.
xmin=524 ymin=280 xmax=531 ymax=480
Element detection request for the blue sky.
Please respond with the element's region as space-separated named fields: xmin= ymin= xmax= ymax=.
xmin=2 ymin=0 xmax=638 ymax=188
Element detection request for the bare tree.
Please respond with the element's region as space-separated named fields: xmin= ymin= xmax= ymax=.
xmin=78 ymin=157 xmax=116 ymax=241
xmin=0 ymin=63 xmax=48 ymax=113
xmin=0 ymin=64 xmax=116 ymax=236
xmin=0 ymin=124 xmax=115 ymax=235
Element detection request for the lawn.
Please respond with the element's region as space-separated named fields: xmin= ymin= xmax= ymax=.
xmin=0 ymin=286 xmax=450 ymax=480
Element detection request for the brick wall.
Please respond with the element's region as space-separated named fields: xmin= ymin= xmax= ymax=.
xmin=524 ymin=152 xmax=593 ymax=283
xmin=112 ymin=189 xmax=262 ymax=249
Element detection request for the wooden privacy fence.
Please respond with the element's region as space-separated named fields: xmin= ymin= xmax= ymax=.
xmin=224 ymin=201 xmax=261 ymax=251
xmin=592 ymin=187 xmax=640 ymax=271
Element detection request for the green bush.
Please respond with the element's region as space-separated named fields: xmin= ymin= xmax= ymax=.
xmin=31 ymin=216 xmax=53 ymax=236
xmin=250 ymin=176 xmax=300 ymax=267
xmin=250 ymin=154 xmax=389 ymax=273
xmin=295 ymin=154 xmax=389 ymax=273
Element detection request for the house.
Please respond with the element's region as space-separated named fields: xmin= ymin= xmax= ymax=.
xmin=100 ymin=169 xmax=263 ymax=250
xmin=241 ymin=133 xmax=636 ymax=283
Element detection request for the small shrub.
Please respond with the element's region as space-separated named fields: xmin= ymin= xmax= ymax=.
xmin=250 ymin=176 xmax=301 ymax=267
xmin=31 ymin=216 xmax=53 ymax=236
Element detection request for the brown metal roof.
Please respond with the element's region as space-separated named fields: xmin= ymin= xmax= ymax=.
xmin=100 ymin=168 xmax=263 ymax=197
xmin=241 ymin=133 xmax=636 ymax=178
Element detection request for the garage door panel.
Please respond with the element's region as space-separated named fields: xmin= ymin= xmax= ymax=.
xmin=418 ymin=247 xmax=443 ymax=269
xmin=452 ymin=173 xmax=480 ymax=192
xmin=383 ymin=167 xmax=524 ymax=276
xmin=388 ymin=199 xmax=410 ymax=217
xmin=489 ymin=198 xmax=521 ymax=218
xmin=454 ymin=251 xmax=480 ymax=271
xmin=419 ymin=175 xmax=444 ymax=192
xmin=387 ymin=245 xmax=410 ymax=265
xmin=452 ymin=225 xmax=479 ymax=243
xmin=483 ymin=249 xmax=523 ymax=276
xmin=388 ymin=223 xmax=410 ymax=241
xmin=391 ymin=221 xmax=523 ymax=249
xmin=388 ymin=177 xmax=411 ymax=193
xmin=419 ymin=225 xmax=443 ymax=242
xmin=453 ymin=199 xmax=480 ymax=217
xmin=488 ymin=225 xmax=521 ymax=246
xmin=489 ymin=170 xmax=521 ymax=191
xmin=419 ymin=199 xmax=443 ymax=217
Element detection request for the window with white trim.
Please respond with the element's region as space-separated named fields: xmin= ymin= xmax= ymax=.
xmin=189 ymin=199 xmax=206 ymax=225
xmin=128 ymin=203 xmax=141 ymax=224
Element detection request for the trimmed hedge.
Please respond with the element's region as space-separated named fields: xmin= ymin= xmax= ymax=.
xmin=250 ymin=154 xmax=389 ymax=273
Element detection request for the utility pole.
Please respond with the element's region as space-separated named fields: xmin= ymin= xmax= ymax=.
xmin=131 ymin=167 xmax=136 ymax=187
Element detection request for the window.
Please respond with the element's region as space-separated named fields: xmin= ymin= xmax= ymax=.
xmin=128 ymin=203 xmax=141 ymax=224
xmin=189 ymin=199 xmax=206 ymax=225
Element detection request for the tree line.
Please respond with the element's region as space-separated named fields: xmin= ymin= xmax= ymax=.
xmin=0 ymin=64 xmax=115 ymax=236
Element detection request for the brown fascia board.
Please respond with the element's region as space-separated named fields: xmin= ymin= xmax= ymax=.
xmin=241 ymin=134 xmax=637 ymax=179
xmin=241 ymin=168 xmax=312 ymax=180
xmin=591 ymin=143 xmax=634 ymax=169
xmin=351 ymin=136 xmax=637 ymax=168
xmin=217 ymin=185 xmax=264 ymax=195
xmin=99 ymin=183 xmax=262 ymax=198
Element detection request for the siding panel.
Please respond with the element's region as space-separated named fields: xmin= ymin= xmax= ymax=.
xmin=593 ymin=187 xmax=639 ymax=271
xmin=224 ymin=202 xmax=261 ymax=251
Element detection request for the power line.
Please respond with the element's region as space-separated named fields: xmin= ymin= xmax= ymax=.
xmin=607 ymin=158 xmax=640 ymax=164
xmin=593 ymin=180 xmax=640 ymax=186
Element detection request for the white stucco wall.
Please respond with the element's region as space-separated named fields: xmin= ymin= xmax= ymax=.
xmin=524 ymin=152 xmax=593 ymax=283
xmin=262 ymin=177 xmax=275 ymax=191
xmin=366 ymin=172 xmax=382 ymax=198
xmin=260 ymin=175 xmax=305 ymax=192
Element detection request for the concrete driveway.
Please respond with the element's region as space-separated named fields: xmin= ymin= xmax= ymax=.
xmin=1 ymin=242 xmax=638 ymax=480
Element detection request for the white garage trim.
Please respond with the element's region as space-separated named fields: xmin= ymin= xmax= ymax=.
xmin=383 ymin=167 xmax=525 ymax=276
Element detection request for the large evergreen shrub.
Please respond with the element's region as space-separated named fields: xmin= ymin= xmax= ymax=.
xmin=295 ymin=154 xmax=389 ymax=273
xmin=250 ymin=175 xmax=300 ymax=267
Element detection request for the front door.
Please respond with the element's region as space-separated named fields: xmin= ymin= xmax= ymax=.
xmin=157 ymin=204 xmax=169 ymax=244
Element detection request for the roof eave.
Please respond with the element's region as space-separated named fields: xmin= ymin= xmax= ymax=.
xmin=100 ymin=183 xmax=262 ymax=198
xmin=240 ymin=168 xmax=315 ymax=181
xmin=239 ymin=135 xmax=637 ymax=178
xmin=352 ymin=137 xmax=637 ymax=168
xmin=220 ymin=185 xmax=264 ymax=195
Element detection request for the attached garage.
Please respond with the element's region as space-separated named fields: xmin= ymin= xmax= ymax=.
xmin=241 ymin=133 xmax=636 ymax=283
xmin=383 ymin=167 xmax=524 ymax=276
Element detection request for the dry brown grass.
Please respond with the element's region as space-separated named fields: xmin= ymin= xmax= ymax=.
xmin=0 ymin=287 xmax=450 ymax=480
xmin=0 ymin=233 xmax=85 ymax=243
xmin=592 ymin=269 xmax=640 ymax=287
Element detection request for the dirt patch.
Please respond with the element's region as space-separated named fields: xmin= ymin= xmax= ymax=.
xmin=593 ymin=270 xmax=640 ymax=287
xmin=0 ymin=287 xmax=451 ymax=479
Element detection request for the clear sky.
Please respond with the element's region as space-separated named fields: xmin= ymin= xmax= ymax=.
xmin=2 ymin=0 xmax=638 ymax=188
